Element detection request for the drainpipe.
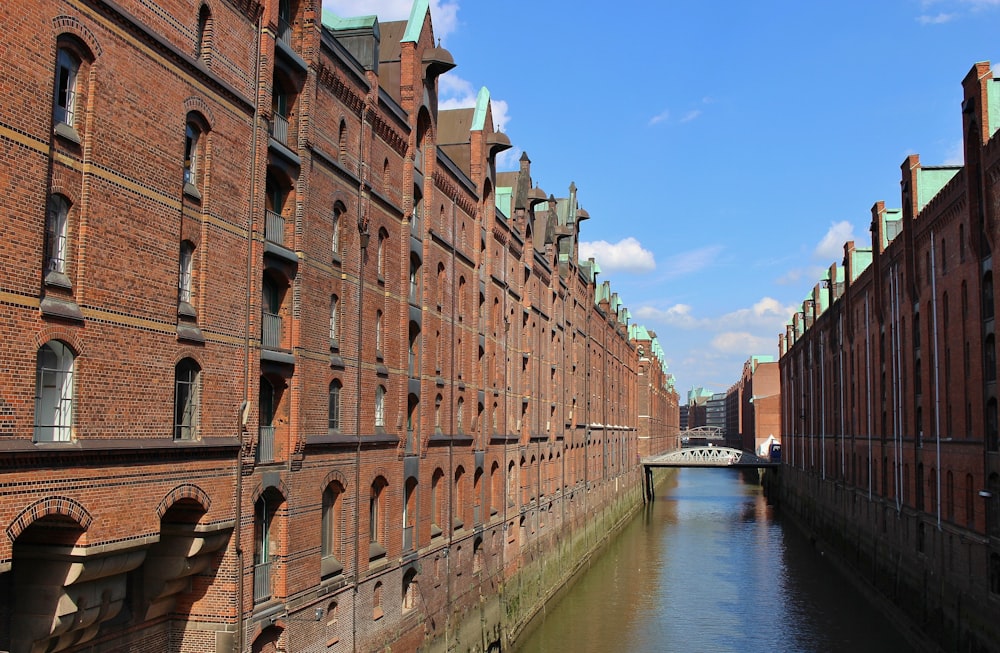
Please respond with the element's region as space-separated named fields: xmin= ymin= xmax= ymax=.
xmin=820 ymin=331 xmax=826 ymax=480
xmin=931 ymin=231 xmax=942 ymax=529
xmin=352 ymin=100 xmax=369 ymax=653
xmin=840 ymin=314 xmax=845 ymax=478
xmin=236 ymin=11 xmax=264 ymax=652
xmin=892 ymin=265 xmax=903 ymax=513
xmin=866 ymin=293 xmax=872 ymax=501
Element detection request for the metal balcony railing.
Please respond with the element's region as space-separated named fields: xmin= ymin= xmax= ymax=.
xmin=265 ymin=209 xmax=284 ymax=246
xmin=253 ymin=560 xmax=272 ymax=603
xmin=269 ymin=113 xmax=289 ymax=146
xmin=262 ymin=311 xmax=282 ymax=350
xmin=257 ymin=425 xmax=275 ymax=463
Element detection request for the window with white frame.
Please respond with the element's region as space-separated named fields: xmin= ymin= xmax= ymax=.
xmin=178 ymin=241 xmax=194 ymax=307
xmin=375 ymin=310 xmax=383 ymax=355
xmin=54 ymin=48 xmax=79 ymax=128
xmin=184 ymin=122 xmax=201 ymax=191
xmin=332 ymin=203 xmax=343 ymax=256
xmin=34 ymin=340 xmax=74 ymax=442
xmin=328 ymin=380 xmax=341 ymax=431
xmin=329 ymin=295 xmax=339 ymax=346
xmin=45 ymin=194 xmax=70 ymax=279
xmin=374 ymin=385 xmax=385 ymax=428
xmin=174 ymin=358 xmax=201 ymax=439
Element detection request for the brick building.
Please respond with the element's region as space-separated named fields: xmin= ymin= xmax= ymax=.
xmin=725 ymin=356 xmax=780 ymax=454
xmin=0 ymin=1 xmax=677 ymax=652
xmin=779 ymin=62 xmax=1000 ymax=649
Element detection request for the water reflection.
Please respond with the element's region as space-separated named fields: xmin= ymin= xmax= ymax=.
xmin=515 ymin=469 xmax=908 ymax=653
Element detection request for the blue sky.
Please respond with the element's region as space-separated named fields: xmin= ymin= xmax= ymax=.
xmin=325 ymin=0 xmax=1000 ymax=399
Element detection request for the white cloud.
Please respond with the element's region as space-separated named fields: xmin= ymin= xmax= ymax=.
xmin=496 ymin=146 xmax=522 ymax=172
xmin=438 ymin=73 xmax=510 ymax=131
xmin=775 ymin=265 xmax=827 ymax=286
xmin=648 ymin=109 xmax=670 ymax=126
xmin=917 ymin=12 xmax=956 ymax=23
xmin=680 ymin=110 xmax=702 ymax=123
xmin=633 ymin=297 xmax=794 ymax=333
xmin=814 ymin=220 xmax=855 ymax=261
xmin=579 ymin=237 xmax=656 ymax=274
xmin=943 ymin=139 xmax=964 ymax=165
xmin=662 ymin=244 xmax=724 ymax=278
xmin=323 ymin=0 xmax=460 ymax=42
xmin=711 ymin=332 xmax=776 ymax=356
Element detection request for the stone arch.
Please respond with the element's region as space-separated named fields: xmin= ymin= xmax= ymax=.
xmin=155 ymin=483 xmax=212 ymax=520
xmin=32 ymin=326 xmax=83 ymax=356
xmin=52 ymin=15 xmax=102 ymax=58
xmin=322 ymin=469 xmax=349 ymax=490
xmin=183 ymin=96 xmax=215 ymax=128
xmin=6 ymin=496 xmax=93 ymax=543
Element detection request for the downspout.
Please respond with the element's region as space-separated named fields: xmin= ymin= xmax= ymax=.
xmin=352 ymin=100 xmax=368 ymax=653
xmin=931 ymin=231 xmax=942 ymax=529
xmin=840 ymin=314 xmax=845 ymax=478
xmin=866 ymin=293 xmax=872 ymax=500
xmin=892 ymin=265 xmax=902 ymax=511
xmin=236 ymin=11 xmax=263 ymax=653
xmin=820 ymin=332 xmax=826 ymax=480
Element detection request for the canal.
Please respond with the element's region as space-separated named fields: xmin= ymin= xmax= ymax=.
xmin=515 ymin=468 xmax=912 ymax=653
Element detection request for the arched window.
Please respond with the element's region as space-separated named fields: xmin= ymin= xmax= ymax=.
xmin=321 ymin=483 xmax=343 ymax=576
xmin=375 ymin=310 xmax=383 ymax=356
xmin=374 ymin=385 xmax=386 ymax=429
xmin=254 ymin=491 xmax=281 ymax=603
xmin=403 ymin=477 xmax=417 ymax=552
xmin=431 ymin=468 xmax=444 ymax=536
xmin=377 ymin=230 xmax=386 ymax=280
xmin=328 ymin=380 xmax=342 ymax=431
xmin=434 ymin=393 xmax=442 ymax=432
xmin=196 ymin=4 xmax=212 ymax=61
xmin=369 ymin=477 xmax=388 ymax=560
xmin=332 ymin=202 xmax=344 ymax=257
xmin=372 ymin=581 xmax=384 ymax=620
xmin=34 ymin=340 xmax=75 ymax=442
xmin=174 ymin=358 xmax=201 ymax=440
xmin=456 ymin=396 xmax=464 ymax=434
xmin=402 ymin=568 xmax=418 ymax=613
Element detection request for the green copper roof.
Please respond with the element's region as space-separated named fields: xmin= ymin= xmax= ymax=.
xmin=917 ymin=166 xmax=960 ymax=212
xmin=495 ymin=186 xmax=512 ymax=219
xmin=852 ymin=249 xmax=873 ymax=281
xmin=401 ymin=0 xmax=429 ymax=43
xmin=321 ymin=11 xmax=378 ymax=31
xmin=882 ymin=209 xmax=903 ymax=249
xmin=472 ymin=87 xmax=491 ymax=131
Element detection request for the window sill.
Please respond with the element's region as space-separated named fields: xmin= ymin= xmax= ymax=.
xmin=368 ymin=541 xmax=387 ymax=561
xmin=53 ymin=121 xmax=80 ymax=144
xmin=183 ymin=182 xmax=202 ymax=201
xmin=178 ymin=300 xmax=198 ymax=319
xmin=44 ymin=270 xmax=72 ymax=290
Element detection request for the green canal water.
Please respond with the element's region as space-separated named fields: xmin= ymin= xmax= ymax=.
xmin=515 ymin=468 xmax=912 ymax=653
